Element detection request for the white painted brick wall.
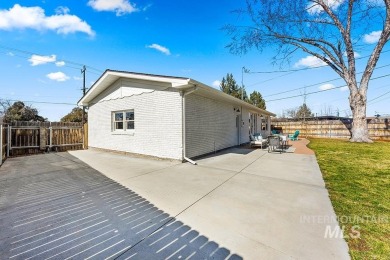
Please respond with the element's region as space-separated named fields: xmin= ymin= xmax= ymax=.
xmin=185 ymin=94 xmax=241 ymax=158
xmin=88 ymin=88 xmax=183 ymax=160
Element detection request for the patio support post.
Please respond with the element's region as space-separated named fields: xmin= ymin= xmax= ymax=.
xmin=181 ymin=86 xmax=198 ymax=165
xmin=267 ymin=116 xmax=271 ymax=135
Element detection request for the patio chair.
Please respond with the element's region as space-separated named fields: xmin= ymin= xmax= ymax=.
xmin=288 ymin=130 xmax=300 ymax=141
xmin=250 ymin=134 xmax=268 ymax=149
xmin=267 ymin=135 xmax=283 ymax=153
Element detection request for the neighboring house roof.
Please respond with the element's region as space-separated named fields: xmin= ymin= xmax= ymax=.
xmin=78 ymin=69 xmax=276 ymax=116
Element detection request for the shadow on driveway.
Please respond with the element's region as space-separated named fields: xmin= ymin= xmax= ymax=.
xmin=0 ymin=153 xmax=242 ymax=260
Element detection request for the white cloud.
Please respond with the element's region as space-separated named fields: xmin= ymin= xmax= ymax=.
xmin=73 ymin=76 xmax=83 ymax=80
xmin=29 ymin=54 xmax=56 ymax=66
xmin=363 ymin=31 xmax=382 ymax=44
xmin=28 ymin=54 xmax=66 ymax=67
xmin=294 ymin=55 xmax=327 ymax=68
xmin=6 ymin=52 xmax=14 ymax=56
xmin=212 ymin=80 xmax=221 ymax=88
xmin=0 ymin=4 xmax=95 ymax=36
xmin=46 ymin=71 xmax=70 ymax=82
xmin=307 ymin=0 xmax=344 ymax=15
xmin=55 ymin=61 xmax=65 ymax=67
xmin=340 ymin=86 xmax=349 ymax=91
xmin=88 ymin=0 xmax=137 ymax=16
xmin=319 ymin=83 xmax=335 ymax=90
xmin=146 ymin=43 xmax=171 ymax=55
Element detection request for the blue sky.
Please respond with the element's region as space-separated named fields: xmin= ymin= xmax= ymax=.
xmin=0 ymin=0 xmax=389 ymax=121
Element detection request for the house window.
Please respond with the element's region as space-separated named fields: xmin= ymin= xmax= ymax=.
xmin=112 ymin=110 xmax=134 ymax=131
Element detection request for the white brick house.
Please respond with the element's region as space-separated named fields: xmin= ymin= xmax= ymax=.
xmin=78 ymin=70 xmax=275 ymax=162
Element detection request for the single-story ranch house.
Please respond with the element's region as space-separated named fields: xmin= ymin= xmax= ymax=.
xmin=78 ymin=70 xmax=276 ymax=162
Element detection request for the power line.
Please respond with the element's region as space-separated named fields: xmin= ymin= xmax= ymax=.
xmin=246 ymin=49 xmax=390 ymax=88
xmin=0 ymin=94 xmax=79 ymax=99
xmin=0 ymin=44 xmax=104 ymax=73
xmin=265 ymin=73 xmax=390 ymax=102
xmin=247 ymin=49 xmax=390 ymax=74
xmin=263 ymin=63 xmax=390 ymax=98
xmin=369 ymin=96 xmax=390 ymax=105
xmin=368 ymin=88 xmax=390 ymax=103
xmin=5 ymin=99 xmax=76 ymax=106
xmin=248 ymin=71 xmax=297 ymax=87
xmin=310 ymin=83 xmax=390 ymax=108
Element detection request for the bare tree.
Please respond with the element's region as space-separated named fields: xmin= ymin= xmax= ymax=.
xmin=226 ymin=0 xmax=390 ymax=142
xmin=0 ymin=99 xmax=12 ymax=116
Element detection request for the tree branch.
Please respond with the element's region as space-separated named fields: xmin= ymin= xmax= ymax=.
xmin=271 ymin=33 xmax=345 ymax=71
xmin=287 ymin=41 xmax=344 ymax=78
xmin=360 ymin=0 xmax=390 ymax=95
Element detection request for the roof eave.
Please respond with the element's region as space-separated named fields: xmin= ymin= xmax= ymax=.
xmin=188 ymin=79 xmax=276 ymax=117
xmin=77 ymin=70 xmax=276 ymax=117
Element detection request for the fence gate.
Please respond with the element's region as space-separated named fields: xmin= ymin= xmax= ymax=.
xmin=4 ymin=122 xmax=85 ymax=158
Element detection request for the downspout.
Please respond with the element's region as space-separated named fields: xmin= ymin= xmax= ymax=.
xmin=181 ymin=86 xmax=198 ymax=165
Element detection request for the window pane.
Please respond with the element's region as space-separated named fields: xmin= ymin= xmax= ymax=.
xmin=115 ymin=122 xmax=123 ymax=130
xmin=127 ymin=121 xmax=134 ymax=130
xmin=115 ymin=112 xmax=123 ymax=121
xmin=126 ymin=112 xmax=134 ymax=120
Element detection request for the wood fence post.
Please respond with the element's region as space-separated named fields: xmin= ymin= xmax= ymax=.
xmin=49 ymin=127 xmax=53 ymax=150
xmin=7 ymin=125 xmax=11 ymax=157
xmin=40 ymin=127 xmax=47 ymax=151
xmin=83 ymin=123 xmax=88 ymax=149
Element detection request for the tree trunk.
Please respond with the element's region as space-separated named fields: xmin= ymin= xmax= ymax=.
xmin=349 ymin=92 xmax=372 ymax=142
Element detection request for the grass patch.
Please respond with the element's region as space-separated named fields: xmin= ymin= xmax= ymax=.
xmin=308 ymin=138 xmax=390 ymax=259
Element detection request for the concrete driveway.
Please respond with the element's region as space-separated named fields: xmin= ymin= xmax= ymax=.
xmin=69 ymin=148 xmax=350 ymax=259
xmin=0 ymin=153 xmax=241 ymax=259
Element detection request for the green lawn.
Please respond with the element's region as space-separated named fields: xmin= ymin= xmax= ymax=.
xmin=308 ymin=139 xmax=390 ymax=259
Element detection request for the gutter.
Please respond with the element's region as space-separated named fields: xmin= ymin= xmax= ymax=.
xmin=181 ymin=86 xmax=198 ymax=165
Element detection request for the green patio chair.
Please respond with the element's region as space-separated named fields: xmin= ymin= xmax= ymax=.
xmin=288 ymin=130 xmax=300 ymax=141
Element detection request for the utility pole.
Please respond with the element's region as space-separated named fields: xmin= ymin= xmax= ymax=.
xmin=241 ymin=66 xmax=250 ymax=100
xmin=302 ymin=85 xmax=307 ymax=122
xmin=81 ymin=65 xmax=86 ymax=125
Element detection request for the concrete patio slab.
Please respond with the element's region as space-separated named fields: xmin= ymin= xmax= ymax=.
xmin=243 ymin=152 xmax=326 ymax=187
xmin=70 ymin=148 xmax=350 ymax=260
xmin=69 ymin=149 xmax=180 ymax=183
xmin=0 ymin=153 xmax=241 ymax=260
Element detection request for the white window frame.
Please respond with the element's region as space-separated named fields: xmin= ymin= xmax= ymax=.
xmin=112 ymin=110 xmax=135 ymax=134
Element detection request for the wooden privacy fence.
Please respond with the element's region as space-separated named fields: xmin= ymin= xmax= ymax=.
xmin=272 ymin=118 xmax=390 ymax=141
xmin=0 ymin=121 xmax=88 ymax=166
